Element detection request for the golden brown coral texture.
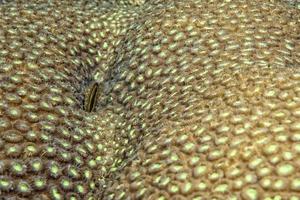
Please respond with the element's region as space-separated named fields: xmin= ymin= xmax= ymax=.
xmin=0 ymin=0 xmax=299 ymax=199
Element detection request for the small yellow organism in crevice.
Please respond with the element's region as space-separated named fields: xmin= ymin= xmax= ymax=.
xmin=84 ymin=81 xmax=100 ymax=112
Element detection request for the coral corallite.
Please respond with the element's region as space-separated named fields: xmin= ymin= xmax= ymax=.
xmin=0 ymin=0 xmax=299 ymax=199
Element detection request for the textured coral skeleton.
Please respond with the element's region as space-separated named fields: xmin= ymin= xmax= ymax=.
xmin=0 ymin=0 xmax=299 ymax=199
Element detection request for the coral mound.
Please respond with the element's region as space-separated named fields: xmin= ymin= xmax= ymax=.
xmin=0 ymin=0 xmax=299 ymax=199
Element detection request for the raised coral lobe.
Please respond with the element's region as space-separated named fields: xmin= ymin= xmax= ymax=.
xmin=0 ymin=0 xmax=299 ymax=199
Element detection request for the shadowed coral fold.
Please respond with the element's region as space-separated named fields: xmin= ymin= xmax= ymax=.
xmin=0 ymin=0 xmax=299 ymax=199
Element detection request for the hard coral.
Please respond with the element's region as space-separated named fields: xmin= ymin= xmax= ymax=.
xmin=0 ymin=0 xmax=299 ymax=199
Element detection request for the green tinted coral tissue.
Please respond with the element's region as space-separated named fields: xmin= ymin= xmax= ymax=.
xmin=0 ymin=0 xmax=299 ymax=199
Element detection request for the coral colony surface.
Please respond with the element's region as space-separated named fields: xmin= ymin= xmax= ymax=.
xmin=0 ymin=0 xmax=299 ymax=199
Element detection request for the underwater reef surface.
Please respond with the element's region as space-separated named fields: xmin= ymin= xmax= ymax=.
xmin=0 ymin=0 xmax=299 ymax=199
xmin=282 ymin=0 xmax=300 ymax=8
